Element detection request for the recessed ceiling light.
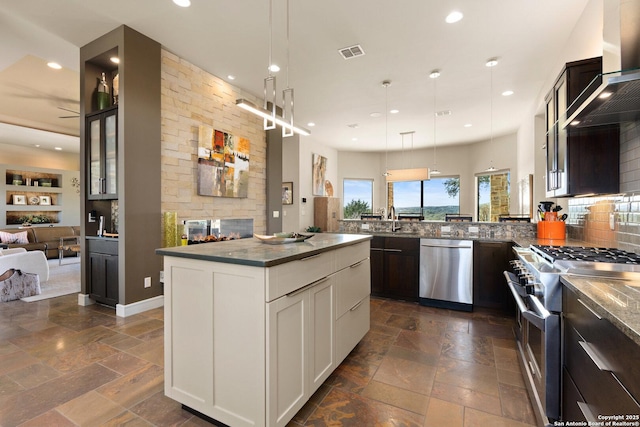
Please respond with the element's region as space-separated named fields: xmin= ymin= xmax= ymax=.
xmin=47 ymin=62 xmax=62 ymax=69
xmin=570 ymin=120 xmax=580 ymax=126
xmin=352 ymin=137 xmax=358 ymax=141
xmin=269 ymin=64 xmax=280 ymax=73
xmin=110 ymin=57 xmax=120 ymax=64
xmin=429 ymin=70 xmax=441 ymax=79
xmin=227 ymin=75 xmax=236 ymax=80
xmin=599 ymin=92 xmax=612 ymax=99
xmin=502 ymin=90 xmax=514 ymax=96
xmin=54 ymin=147 xmax=62 ymax=151
xmin=370 ymin=112 xmax=382 ymax=118
xmin=464 ymin=123 xmax=472 ymax=128
xmin=445 ymin=11 xmax=464 ymax=24
xmin=173 ymin=0 xmax=191 ymax=7
xmin=307 ymin=122 xmax=315 ymax=127
xmin=485 ymin=58 xmax=499 ymax=67
xmin=390 ymin=109 xmax=399 ymax=114
xmin=34 ymin=144 xmax=41 ymax=147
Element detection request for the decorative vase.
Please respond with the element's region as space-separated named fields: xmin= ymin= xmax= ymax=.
xmin=163 ymin=212 xmax=178 ymax=247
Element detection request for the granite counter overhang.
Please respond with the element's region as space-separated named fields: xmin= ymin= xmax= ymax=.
xmin=561 ymin=275 xmax=640 ymax=346
xmin=155 ymin=233 xmax=372 ymax=267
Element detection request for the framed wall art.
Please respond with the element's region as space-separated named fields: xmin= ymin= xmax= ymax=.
xmin=312 ymin=153 xmax=327 ymax=196
xmin=197 ymin=125 xmax=250 ymax=198
xmin=12 ymin=195 xmax=26 ymax=205
xmin=38 ymin=195 xmax=51 ymax=205
xmin=282 ymin=182 xmax=293 ymax=205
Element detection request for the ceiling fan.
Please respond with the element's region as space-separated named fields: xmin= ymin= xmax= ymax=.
xmin=58 ymin=106 xmax=79 ymax=118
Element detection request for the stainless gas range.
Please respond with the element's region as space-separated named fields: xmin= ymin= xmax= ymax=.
xmin=505 ymin=244 xmax=640 ymax=427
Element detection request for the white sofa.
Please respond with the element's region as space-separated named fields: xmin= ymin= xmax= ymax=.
xmin=0 ymin=248 xmax=49 ymax=282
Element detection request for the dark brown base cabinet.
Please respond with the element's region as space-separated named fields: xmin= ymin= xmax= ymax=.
xmin=370 ymin=236 xmax=419 ymax=301
xmin=87 ymin=238 xmax=118 ymax=307
xmin=562 ymin=285 xmax=640 ymax=421
xmin=473 ymin=241 xmax=516 ymax=312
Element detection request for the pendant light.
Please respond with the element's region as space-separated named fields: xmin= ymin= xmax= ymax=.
xmin=282 ymin=0 xmax=294 ymax=137
xmin=429 ymin=69 xmax=441 ymax=175
xmin=235 ymin=0 xmax=310 ymax=137
xmin=485 ymin=57 xmax=498 ymax=172
xmin=386 ymin=131 xmax=430 ymax=182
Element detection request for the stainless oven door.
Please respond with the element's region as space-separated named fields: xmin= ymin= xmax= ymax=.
xmin=504 ymin=272 xmax=560 ymax=425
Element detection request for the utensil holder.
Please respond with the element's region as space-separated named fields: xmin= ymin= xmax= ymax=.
xmin=537 ymin=220 xmax=565 ymax=240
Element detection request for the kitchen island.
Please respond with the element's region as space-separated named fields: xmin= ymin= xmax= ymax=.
xmin=156 ymin=233 xmax=371 ymax=427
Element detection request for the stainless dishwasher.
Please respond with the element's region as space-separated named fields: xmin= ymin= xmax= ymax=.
xmin=419 ymin=238 xmax=473 ymax=311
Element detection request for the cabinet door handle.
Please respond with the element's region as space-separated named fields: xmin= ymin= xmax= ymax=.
xmin=577 ymin=298 xmax=602 ymax=320
xmin=350 ymin=300 xmax=363 ymax=311
xmin=383 ymin=248 xmax=402 ymax=253
xmin=578 ymin=340 xmax=611 ymax=371
xmin=300 ymin=254 xmax=321 ymax=261
xmin=350 ymin=260 xmax=365 ymax=268
xmin=370 ymin=248 xmax=383 ymax=252
xmin=286 ymin=276 xmax=329 ymax=298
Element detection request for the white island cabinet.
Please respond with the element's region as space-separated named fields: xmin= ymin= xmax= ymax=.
xmin=157 ymin=234 xmax=371 ymax=427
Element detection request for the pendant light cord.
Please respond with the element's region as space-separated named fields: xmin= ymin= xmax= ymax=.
xmin=433 ymin=78 xmax=437 ymax=168
xmin=268 ymin=0 xmax=273 ymax=77
xmin=489 ymin=63 xmax=494 ymax=167
xmin=384 ymin=81 xmax=390 ymax=174
xmin=286 ymin=0 xmax=290 ymax=88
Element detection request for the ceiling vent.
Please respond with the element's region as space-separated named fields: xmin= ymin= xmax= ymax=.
xmin=338 ymin=45 xmax=365 ymax=60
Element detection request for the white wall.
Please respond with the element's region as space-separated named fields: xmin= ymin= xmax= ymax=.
xmin=0 ymin=142 xmax=80 ymax=170
xmin=281 ymin=136 xmax=338 ymax=232
xmin=517 ymin=0 xmax=604 ymax=209
xmin=338 ymin=132 xmax=518 ymax=220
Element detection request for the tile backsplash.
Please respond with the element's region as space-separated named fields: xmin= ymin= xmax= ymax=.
xmin=567 ymin=121 xmax=640 ymax=251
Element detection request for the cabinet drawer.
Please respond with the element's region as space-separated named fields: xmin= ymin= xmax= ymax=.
xmin=335 ymin=258 xmax=370 ymax=319
xmin=266 ymin=251 xmax=334 ymax=302
xmin=335 ymin=241 xmax=369 ymax=271
xmin=562 ymin=367 xmax=586 ymax=423
xmin=564 ymin=288 xmax=640 ymax=402
xmin=385 ymin=236 xmax=419 ymax=252
xmin=564 ymin=324 xmax=640 ymax=417
xmin=335 ymin=296 xmax=370 ymax=364
xmin=86 ymin=238 xmax=118 ymax=255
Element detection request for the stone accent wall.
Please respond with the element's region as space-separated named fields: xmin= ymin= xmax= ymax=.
xmin=160 ymin=50 xmax=267 ymax=234
xmin=490 ymin=173 xmax=510 ymax=222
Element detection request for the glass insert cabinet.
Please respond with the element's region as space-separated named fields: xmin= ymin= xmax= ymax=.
xmin=86 ymin=106 xmax=117 ymax=200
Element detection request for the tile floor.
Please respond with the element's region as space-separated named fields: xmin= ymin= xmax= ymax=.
xmin=0 ymin=294 xmax=536 ymax=426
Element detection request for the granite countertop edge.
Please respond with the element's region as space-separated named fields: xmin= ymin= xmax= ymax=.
xmin=156 ymin=233 xmax=372 ymax=267
xmin=560 ymin=275 xmax=640 ymax=346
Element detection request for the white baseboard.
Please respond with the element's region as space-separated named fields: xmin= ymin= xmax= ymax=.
xmin=116 ymin=295 xmax=164 ymax=318
xmin=78 ymin=294 xmax=95 ymax=306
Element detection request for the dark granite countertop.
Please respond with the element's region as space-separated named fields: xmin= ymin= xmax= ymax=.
xmin=156 ymin=233 xmax=372 ymax=267
xmin=561 ymin=275 xmax=640 ymax=346
xmin=354 ymin=232 xmax=586 ymax=248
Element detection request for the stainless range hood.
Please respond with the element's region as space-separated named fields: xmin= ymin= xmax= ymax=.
xmin=564 ymin=0 xmax=640 ymax=129
xmin=565 ymin=69 xmax=640 ymax=128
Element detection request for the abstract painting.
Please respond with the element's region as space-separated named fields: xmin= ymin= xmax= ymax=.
xmin=197 ymin=126 xmax=250 ymax=198
xmin=312 ymin=153 xmax=327 ymax=196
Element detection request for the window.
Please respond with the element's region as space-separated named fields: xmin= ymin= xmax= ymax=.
xmin=477 ymin=171 xmax=510 ymax=222
xmin=423 ymin=177 xmax=460 ymax=220
xmin=343 ymin=179 xmax=374 ymax=219
xmin=387 ymin=176 xmax=460 ymax=220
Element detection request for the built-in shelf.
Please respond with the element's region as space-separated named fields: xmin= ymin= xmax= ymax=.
xmin=1 ymin=164 xmax=80 ymax=228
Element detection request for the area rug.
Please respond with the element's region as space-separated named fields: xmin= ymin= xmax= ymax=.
xmin=21 ymin=258 xmax=81 ymax=302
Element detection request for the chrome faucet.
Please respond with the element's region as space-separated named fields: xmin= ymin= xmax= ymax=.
xmin=389 ymin=206 xmax=401 ymax=232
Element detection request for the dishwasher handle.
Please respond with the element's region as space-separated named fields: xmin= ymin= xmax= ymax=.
xmin=420 ymin=243 xmax=473 ymax=249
